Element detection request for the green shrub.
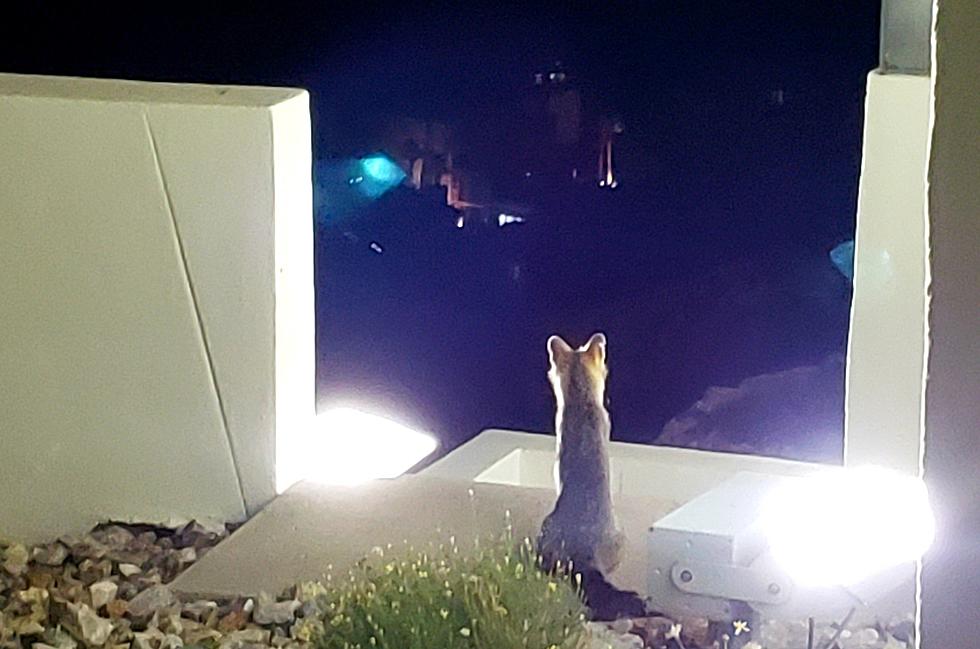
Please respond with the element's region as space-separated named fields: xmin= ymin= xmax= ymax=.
xmin=309 ymin=529 xmax=589 ymax=649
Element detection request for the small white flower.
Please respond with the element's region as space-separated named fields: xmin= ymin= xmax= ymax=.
xmin=733 ymin=620 xmax=751 ymax=636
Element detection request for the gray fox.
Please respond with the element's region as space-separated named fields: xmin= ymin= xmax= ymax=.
xmin=536 ymin=333 xmax=648 ymax=620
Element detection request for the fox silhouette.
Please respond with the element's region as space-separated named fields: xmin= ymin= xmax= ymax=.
xmin=536 ymin=333 xmax=648 ymax=621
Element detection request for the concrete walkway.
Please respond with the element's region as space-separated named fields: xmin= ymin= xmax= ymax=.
xmin=171 ymin=475 xmax=677 ymax=599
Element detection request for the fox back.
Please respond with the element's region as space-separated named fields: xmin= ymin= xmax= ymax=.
xmin=537 ymin=332 xmax=622 ymax=575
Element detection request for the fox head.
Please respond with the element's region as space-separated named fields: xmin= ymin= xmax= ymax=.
xmin=547 ymin=332 xmax=608 ymax=408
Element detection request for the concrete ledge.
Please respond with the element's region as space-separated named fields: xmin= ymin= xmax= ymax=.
xmin=171 ymin=476 xmax=677 ymax=599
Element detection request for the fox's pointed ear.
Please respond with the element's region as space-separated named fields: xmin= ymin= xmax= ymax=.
xmin=584 ymin=332 xmax=607 ymax=364
xmin=548 ymin=335 xmax=573 ymax=364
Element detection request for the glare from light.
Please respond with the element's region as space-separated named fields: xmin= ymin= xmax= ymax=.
xmin=354 ymin=154 xmax=406 ymax=198
xmin=760 ymin=466 xmax=935 ymax=587
xmin=497 ymin=213 xmax=525 ymax=227
xmin=276 ymin=408 xmax=438 ymax=492
xmin=360 ymin=155 xmax=405 ymax=184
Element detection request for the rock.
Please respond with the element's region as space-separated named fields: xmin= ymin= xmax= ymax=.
xmin=27 ymin=568 xmax=57 ymax=590
xmin=609 ymin=618 xmax=632 ymax=635
xmin=587 ymin=622 xmax=644 ymax=649
xmin=117 ymin=583 xmax=139 ymax=601
xmin=657 ymin=353 xmax=846 ymax=463
xmin=678 ymin=615 xmax=711 ymax=647
xmin=175 ymin=548 xmax=197 ymax=565
xmin=65 ymin=537 xmax=109 ymax=563
xmin=217 ymin=610 xmax=248 ymax=633
xmin=180 ymin=601 xmax=218 ymax=623
xmin=79 ymin=559 xmax=114 ymax=586
xmin=164 ymin=613 xmax=183 ymax=636
xmin=182 ymin=627 xmax=222 ymax=645
xmin=32 ymin=544 xmax=69 ymax=567
xmin=133 ymin=629 xmax=164 ymax=649
xmin=288 ymin=618 xmax=323 ymax=643
xmin=126 ymin=586 xmax=175 ymax=618
xmin=7 ymin=587 xmax=50 ymax=635
xmin=90 ymin=581 xmax=119 ymax=610
xmin=252 ymin=597 xmax=300 ymax=625
xmin=91 ymin=526 xmax=136 ymax=549
xmin=3 ymin=544 xmax=30 ymax=576
xmin=219 ymin=628 xmax=269 ymax=649
xmin=40 ymin=628 xmax=78 ymax=649
xmin=159 ymin=634 xmax=183 ymax=649
xmin=73 ymin=603 xmax=115 ymax=646
xmin=118 ymin=564 xmax=142 ymax=578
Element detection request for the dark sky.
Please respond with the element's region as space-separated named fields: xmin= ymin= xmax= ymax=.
xmin=1 ymin=2 xmax=880 ymax=461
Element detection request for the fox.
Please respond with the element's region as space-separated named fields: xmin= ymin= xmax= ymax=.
xmin=536 ymin=332 xmax=649 ymax=621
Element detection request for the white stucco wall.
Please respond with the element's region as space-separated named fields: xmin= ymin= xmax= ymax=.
xmin=0 ymin=74 xmax=314 ymax=543
xmin=844 ymin=72 xmax=932 ymax=476
xmin=920 ymin=1 xmax=980 ymax=646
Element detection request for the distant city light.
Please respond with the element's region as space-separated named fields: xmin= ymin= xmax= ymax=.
xmin=455 ymin=216 xmax=465 ymax=229
xmin=497 ymin=213 xmax=525 ymax=227
xmin=353 ymin=153 xmax=406 ymax=199
xmin=369 ymin=242 xmax=384 ymax=254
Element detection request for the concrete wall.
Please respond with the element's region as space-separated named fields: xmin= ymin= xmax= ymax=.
xmin=0 ymin=74 xmax=314 ymax=543
xmin=920 ymin=1 xmax=980 ymax=646
xmin=844 ymin=72 xmax=932 ymax=476
xmin=426 ymin=429 xmax=832 ymax=509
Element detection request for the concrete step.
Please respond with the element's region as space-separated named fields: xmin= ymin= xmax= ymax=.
xmin=171 ymin=475 xmax=676 ymax=599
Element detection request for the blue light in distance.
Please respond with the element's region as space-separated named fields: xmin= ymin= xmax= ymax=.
xmin=354 ymin=154 xmax=406 ymax=198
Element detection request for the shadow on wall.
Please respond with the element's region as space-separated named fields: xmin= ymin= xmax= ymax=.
xmin=655 ymin=353 xmax=845 ymax=463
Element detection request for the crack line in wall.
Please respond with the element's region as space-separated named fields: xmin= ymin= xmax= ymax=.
xmin=142 ymin=110 xmax=248 ymax=516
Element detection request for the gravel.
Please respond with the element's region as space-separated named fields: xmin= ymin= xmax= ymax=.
xmin=1 ymin=522 xmax=914 ymax=649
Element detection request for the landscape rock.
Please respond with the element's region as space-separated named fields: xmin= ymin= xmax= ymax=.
xmin=251 ymin=596 xmax=300 ymax=626
xmin=90 ymin=580 xmax=119 ymax=610
xmin=3 ymin=544 xmax=30 ymax=576
xmin=588 ymin=622 xmax=644 ymax=649
xmin=159 ymin=634 xmax=183 ymax=649
xmin=72 ymin=602 xmax=115 ymax=645
xmin=32 ymin=544 xmax=69 ymax=567
xmin=127 ymin=586 xmax=175 ymax=618
xmin=180 ymin=600 xmax=217 ymax=623
xmin=119 ymin=564 xmax=142 ymax=577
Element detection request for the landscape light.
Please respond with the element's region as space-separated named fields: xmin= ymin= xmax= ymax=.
xmin=276 ymin=407 xmax=438 ymax=492
xmin=648 ymin=468 xmax=934 ymax=626
xmin=759 ymin=465 xmax=934 ymax=587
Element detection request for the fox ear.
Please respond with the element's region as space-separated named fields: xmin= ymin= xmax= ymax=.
xmin=548 ymin=335 xmax=573 ymax=364
xmin=584 ymin=332 xmax=607 ymax=364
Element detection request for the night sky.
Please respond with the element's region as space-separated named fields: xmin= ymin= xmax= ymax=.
xmin=2 ymin=2 xmax=880 ymax=462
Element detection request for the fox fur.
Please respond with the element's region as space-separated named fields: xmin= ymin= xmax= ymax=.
xmin=536 ymin=332 xmax=648 ymax=620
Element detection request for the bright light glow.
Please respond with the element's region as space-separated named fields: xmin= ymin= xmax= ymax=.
xmin=276 ymin=408 xmax=438 ymax=491
xmin=354 ymin=154 xmax=406 ymax=198
xmin=760 ymin=466 xmax=934 ymax=587
xmin=497 ymin=213 xmax=525 ymax=227
xmin=361 ymin=155 xmax=405 ymax=184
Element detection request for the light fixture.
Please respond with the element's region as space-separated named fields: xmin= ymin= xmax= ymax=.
xmin=760 ymin=466 xmax=934 ymax=588
xmin=276 ymin=407 xmax=438 ymax=493
xmin=648 ymin=468 xmax=934 ymax=634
